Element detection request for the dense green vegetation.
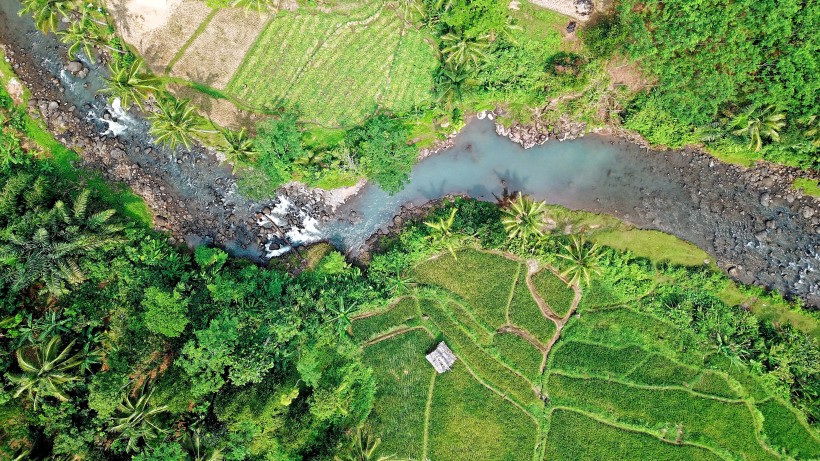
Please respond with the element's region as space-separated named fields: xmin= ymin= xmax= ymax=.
xmin=354 ymin=196 xmax=820 ymax=459
xmin=610 ymin=0 xmax=820 ymax=168
xmin=2 ymin=65 xmax=820 ymax=456
xmin=0 ymin=86 xmax=390 ymax=459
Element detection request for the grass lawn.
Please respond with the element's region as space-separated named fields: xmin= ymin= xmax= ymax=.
xmin=593 ymin=228 xmax=711 ymax=267
xmin=420 ymin=297 xmax=538 ymax=408
xmin=414 ymin=250 xmax=520 ymax=329
xmin=548 ymin=373 xmax=770 ymax=460
xmin=625 ymin=353 xmax=700 ymax=387
xmin=362 ymin=329 xmax=435 ymax=460
xmin=544 ymin=409 xmax=723 ymax=461
xmin=429 ymin=361 xmax=537 ymax=461
xmin=549 ymin=341 xmax=648 ymax=377
xmin=491 ymin=332 xmax=543 ymax=382
xmin=793 ymin=178 xmax=820 ymax=198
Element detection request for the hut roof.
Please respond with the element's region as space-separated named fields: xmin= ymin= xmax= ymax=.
xmin=426 ymin=342 xmax=457 ymax=373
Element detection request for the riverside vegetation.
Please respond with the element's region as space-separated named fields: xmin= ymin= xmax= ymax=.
xmin=20 ymin=0 xmax=819 ymax=199
xmin=3 ymin=0 xmax=820 ymax=460
xmin=2 ymin=90 xmax=819 ymax=457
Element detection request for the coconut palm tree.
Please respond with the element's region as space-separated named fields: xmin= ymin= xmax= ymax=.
xmin=100 ymin=58 xmax=162 ymax=111
xmin=435 ymin=64 xmax=471 ymax=110
xmin=501 ymin=192 xmax=547 ymax=241
xmin=727 ymin=105 xmax=786 ymax=151
xmin=556 ymin=236 xmax=602 ymax=287
xmin=0 ymin=189 xmax=123 ymax=297
xmin=219 ymin=127 xmax=257 ymax=172
xmin=149 ymin=98 xmax=207 ymax=150
xmin=328 ymin=297 xmax=356 ymax=337
xmin=19 ymin=0 xmax=77 ymax=34
xmin=440 ymin=32 xmax=490 ymax=70
xmin=398 ymin=0 xmax=424 ymax=24
xmin=802 ymin=115 xmax=820 ymax=147
xmin=109 ymin=385 xmax=169 ymax=453
xmin=424 ymin=208 xmax=458 ymax=258
xmin=182 ymin=423 xmax=224 ymax=461
xmin=7 ymin=335 xmax=85 ymax=409
xmin=335 ymin=426 xmax=397 ymax=461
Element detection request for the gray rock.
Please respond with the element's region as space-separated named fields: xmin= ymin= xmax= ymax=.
xmin=65 ymin=61 xmax=83 ymax=73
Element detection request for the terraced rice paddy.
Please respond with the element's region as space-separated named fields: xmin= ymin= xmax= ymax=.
xmin=354 ymin=248 xmax=820 ymax=461
xmin=226 ymin=0 xmax=436 ymax=126
xmin=113 ymin=0 xmax=436 ymax=126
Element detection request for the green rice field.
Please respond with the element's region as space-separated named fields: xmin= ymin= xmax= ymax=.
xmin=226 ymin=0 xmax=436 ymax=126
xmin=354 ymin=248 xmax=820 ymax=460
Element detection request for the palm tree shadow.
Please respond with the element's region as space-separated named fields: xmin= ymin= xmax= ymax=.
xmin=492 ymin=168 xmax=528 ymax=198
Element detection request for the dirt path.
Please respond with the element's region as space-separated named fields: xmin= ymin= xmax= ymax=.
xmin=498 ymin=324 xmax=548 ymax=353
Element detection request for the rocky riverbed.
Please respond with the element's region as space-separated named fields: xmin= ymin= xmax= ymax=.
xmin=0 ymin=3 xmax=337 ymax=261
xmin=2 ymin=1 xmax=819 ymax=307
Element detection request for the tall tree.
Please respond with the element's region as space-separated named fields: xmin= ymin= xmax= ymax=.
xmin=219 ymin=127 xmax=257 ymax=172
xmin=557 ymin=236 xmax=601 ymax=286
xmin=19 ymin=0 xmax=77 ymax=34
xmin=500 ymin=192 xmax=546 ymax=241
xmin=334 ymin=426 xmax=396 ymax=461
xmin=0 ymin=189 xmax=123 ymax=297
xmin=100 ymin=59 xmax=162 ymax=111
xmin=440 ymin=32 xmax=490 ymax=70
xmin=149 ymin=98 xmax=207 ymax=150
xmin=434 ymin=64 xmax=472 ymax=110
xmin=728 ymin=105 xmax=786 ymax=152
xmin=425 ymin=207 xmax=458 ymax=257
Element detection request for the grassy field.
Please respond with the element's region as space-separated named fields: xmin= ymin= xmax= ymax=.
xmin=354 ymin=248 xmax=820 ymax=460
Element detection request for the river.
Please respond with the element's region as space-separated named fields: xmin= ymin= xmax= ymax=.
xmin=1 ymin=0 xmax=819 ymax=306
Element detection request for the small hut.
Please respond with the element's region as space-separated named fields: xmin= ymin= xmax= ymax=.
xmin=426 ymin=342 xmax=457 ymax=373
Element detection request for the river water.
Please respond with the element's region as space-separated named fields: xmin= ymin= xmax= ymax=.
xmin=1 ymin=0 xmax=819 ymax=306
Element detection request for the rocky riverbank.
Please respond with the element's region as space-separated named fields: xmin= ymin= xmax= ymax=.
xmin=0 ymin=30 xmax=334 ymax=261
xmin=3 ymin=4 xmax=820 ymax=307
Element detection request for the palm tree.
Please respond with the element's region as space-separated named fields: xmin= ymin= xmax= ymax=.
xmin=182 ymin=423 xmax=224 ymax=461
xmin=440 ymin=32 xmax=490 ymax=70
xmin=435 ymin=64 xmax=471 ymax=110
xmin=801 ymin=115 xmax=820 ymax=147
xmin=398 ymin=0 xmax=424 ymax=24
xmin=328 ymin=297 xmax=356 ymax=337
xmin=219 ymin=127 xmax=257 ymax=172
xmin=149 ymin=98 xmax=207 ymax=150
xmin=0 ymin=189 xmax=123 ymax=297
xmin=19 ymin=0 xmax=77 ymax=34
xmin=556 ymin=236 xmax=602 ymax=287
xmin=424 ymin=208 xmax=458 ymax=258
xmin=335 ymin=426 xmax=397 ymax=461
xmin=501 ymin=192 xmax=547 ymax=241
xmin=109 ymin=385 xmax=169 ymax=453
xmin=7 ymin=335 xmax=85 ymax=409
xmin=727 ymin=105 xmax=786 ymax=151
xmin=100 ymin=58 xmax=162 ymax=111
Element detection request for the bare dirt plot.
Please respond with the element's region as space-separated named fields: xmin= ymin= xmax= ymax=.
xmin=169 ymin=7 xmax=273 ymax=89
xmin=107 ymin=0 xmax=214 ymax=73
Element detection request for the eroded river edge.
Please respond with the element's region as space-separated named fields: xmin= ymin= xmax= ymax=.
xmin=1 ymin=3 xmax=819 ymax=307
